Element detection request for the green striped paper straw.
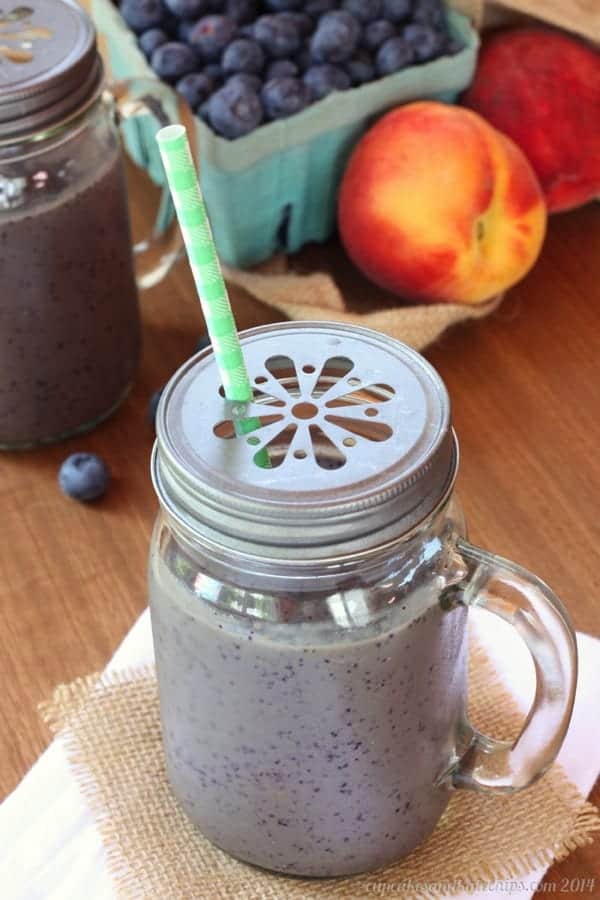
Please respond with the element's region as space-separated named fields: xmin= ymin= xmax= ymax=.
xmin=156 ymin=124 xmax=252 ymax=402
xmin=156 ymin=125 xmax=270 ymax=466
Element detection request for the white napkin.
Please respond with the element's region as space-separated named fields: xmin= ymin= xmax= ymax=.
xmin=1 ymin=608 xmax=598 ymax=900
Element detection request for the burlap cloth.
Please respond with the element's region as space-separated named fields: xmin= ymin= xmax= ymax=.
xmin=40 ymin=641 xmax=600 ymax=900
xmin=222 ymin=259 xmax=503 ymax=351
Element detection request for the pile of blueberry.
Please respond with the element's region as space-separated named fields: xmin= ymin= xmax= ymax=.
xmin=120 ymin=0 xmax=461 ymax=139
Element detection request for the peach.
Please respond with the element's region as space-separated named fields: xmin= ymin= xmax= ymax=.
xmin=462 ymin=28 xmax=600 ymax=214
xmin=338 ymin=102 xmax=547 ymax=305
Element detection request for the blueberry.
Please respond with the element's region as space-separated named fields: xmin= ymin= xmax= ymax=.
xmin=362 ymin=19 xmax=395 ymax=51
xmin=198 ymin=98 xmax=212 ymax=123
xmin=254 ymin=14 xmax=302 ymax=59
xmin=310 ymin=11 xmax=361 ymax=64
xmin=177 ymin=19 xmax=197 ymax=42
xmin=345 ymin=49 xmax=375 ymax=84
xmin=342 ymin=0 xmax=382 ymax=24
xmin=303 ymin=64 xmax=351 ymax=100
xmin=138 ymin=27 xmax=168 ymax=58
xmin=148 ymin=388 xmax=165 ymax=428
xmin=444 ymin=36 xmax=463 ymax=55
xmin=305 ymin=0 xmax=336 ymax=17
xmin=264 ymin=0 xmax=303 ymax=9
xmin=294 ymin=46 xmax=312 ymax=72
xmin=238 ymin=23 xmax=256 ymax=39
xmin=222 ymin=38 xmax=265 ymax=74
xmin=224 ymin=0 xmax=257 ymax=24
xmin=121 ymin=0 xmax=164 ymax=34
xmin=176 ymin=72 xmax=214 ymax=108
xmin=189 ymin=15 xmax=237 ymax=61
xmin=165 ymin=0 xmax=209 ymax=18
xmin=265 ymin=58 xmax=298 ymax=80
xmin=194 ymin=334 xmax=211 ymax=353
xmin=375 ymin=35 xmax=414 ymax=74
xmin=382 ymin=0 xmax=412 ymax=24
xmin=226 ymin=72 xmax=262 ymax=92
xmin=402 ymin=23 xmax=443 ymax=61
xmin=59 ymin=453 xmax=110 ymax=502
xmin=208 ymin=80 xmax=263 ymax=138
xmin=278 ymin=11 xmax=313 ymax=37
xmin=413 ymin=0 xmax=445 ymax=28
xmin=151 ymin=41 xmax=198 ymax=82
xmin=203 ymin=62 xmax=225 ymax=85
xmin=261 ymin=76 xmax=311 ymax=120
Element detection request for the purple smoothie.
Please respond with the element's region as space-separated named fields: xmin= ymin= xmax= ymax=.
xmin=150 ymin=556 xmax=468 ymax=877
xmin=0 ymin=151 xmax=140 ymax=448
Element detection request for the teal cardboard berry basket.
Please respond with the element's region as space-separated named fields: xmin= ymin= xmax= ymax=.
xmin=92 ymin=1 xmax=479 ymax=268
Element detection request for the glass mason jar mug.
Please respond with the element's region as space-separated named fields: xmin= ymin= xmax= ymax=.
xmin=149 ymin=322 xmax=577 ymax=878
xmin=0 ymin=0 xmax=192 ymax=448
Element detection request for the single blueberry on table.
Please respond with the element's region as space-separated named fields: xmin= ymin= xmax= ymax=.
xmin=151 ymin=41 xmax=199 ymax=82
xmin=261 ymin=76 xmax=312 ymax=120
xmin=303 ymin=64 xmax=351 ymax=100
xmin=164 ymin=0 xmax=209 ymax=18
xmin=413 ymin=0 xmax=445 ymax=28
xmin=121 ymin=0 xmax=165 ymax=34
xmin=342 ymin=0 xmax=382 ymax=24
xmin=226 ymin=72 xmax=262 ymax=93
xmin=222 ymin=38 xmax=265 ymax=74
xmin=148 ymin=388 xmax=165 ymax=428
xmin=225 ymin=0 xmax=258 ymax=25
xmin=189 ymin=15 xmax=237 ymax=61
xmin=402 ymin=23 xmax=444 ymax=62
xmin=138 ymin=27 xmax=168 ymax=58
xmin=310 ymin=11 xmax=361 ymax=64
xmin=362 ymin=18 xmax=395 ymax=51
xmin=382 ymin=0 xmax=412 ymax=24
xmin=254 ymin=14 xmax=302 ymax=59
xmin=176 ymin=72 xmax=214 ymax=109
xmin=265 ymin=58 xmax=299 ymax=80
xmin=375 ymin=35 xmax=415 ymax=75
xmin=345 ymin=49 xmax=375 ymax=85
xmin=208 ymin=80 xmax=263 ymax=138
xmin=277 ymin=11 xmax=314 ymax=37
xmin=59 ymin=453 xmax=110 ymax=502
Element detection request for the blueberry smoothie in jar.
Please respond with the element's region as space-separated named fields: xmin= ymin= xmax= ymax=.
xmin=150 ymin=544 xmax=468 ymax=876
xmin=149 ymin=322 xmax=470 ymax=876
xmin=0 ymin=0 xmax=140 ymax=448
xmin=149 ymin=322 xmax=577 ymax=876
xmin=0 ymin=147 xmax=140 ymax=447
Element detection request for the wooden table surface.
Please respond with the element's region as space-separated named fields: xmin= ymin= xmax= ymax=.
xmin=1 ymin=158 xmax=599 ymax=894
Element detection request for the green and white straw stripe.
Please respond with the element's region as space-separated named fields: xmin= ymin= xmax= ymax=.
xmin=156 ymin=125 xmax=253 ymax=403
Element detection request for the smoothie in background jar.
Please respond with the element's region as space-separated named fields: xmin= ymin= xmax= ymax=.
xmin=0 ymin=0 xmax=185 ymax=448
xmin=0 ymin=132 xmax=140 ymax=447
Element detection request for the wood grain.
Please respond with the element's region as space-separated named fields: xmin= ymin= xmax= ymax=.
xmin=1 ymin=160 xmax=599 ymax=892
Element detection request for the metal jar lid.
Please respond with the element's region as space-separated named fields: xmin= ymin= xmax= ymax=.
xmin=0 ymin=0 xmax=103 ymax=141
xmin=152 ymin=322 xmax=458 ymax=564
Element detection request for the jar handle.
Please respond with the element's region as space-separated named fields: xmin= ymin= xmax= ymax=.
xmin=444 ymin=539 xmax=577 ymax=792
xmin=107 ymin=79 xmax=199 ymax=290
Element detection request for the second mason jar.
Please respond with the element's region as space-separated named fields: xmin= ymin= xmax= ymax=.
xmin=149 ymin=322 xmax=577 ymax=877
xmin=0 ymin=0 xmax=186 ymax=448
